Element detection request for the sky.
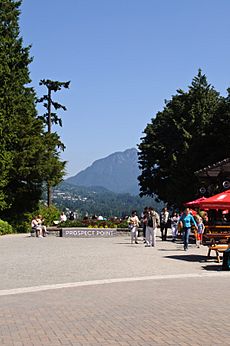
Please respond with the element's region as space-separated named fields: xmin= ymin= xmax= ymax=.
xmin=19 ymin=0 xmax=230 ymax=177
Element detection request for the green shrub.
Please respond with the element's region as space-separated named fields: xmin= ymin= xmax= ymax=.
xmin=116 ymin=220 xmax=129 ymax=229
xmin=14 ymin=221 xmax=31 ymax=233
xmin=37 ymin=204 xmax=60 ymax=226
xmin=0 ymin=219 xmax=13 ymax=236
xmin=11 ymin=204 xmax=61 ymax=233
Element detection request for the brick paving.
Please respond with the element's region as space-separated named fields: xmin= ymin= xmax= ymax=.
xmin=0 ymin=233 xmax=229 ymax=345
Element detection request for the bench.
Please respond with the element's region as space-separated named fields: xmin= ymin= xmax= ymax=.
xmin=207 ymin=244 xmax=228 ymax=263
xmin=31 ymin=226 xmax=61 ymax=237
xmin=46 ymin=226 xmax=61 ymax=236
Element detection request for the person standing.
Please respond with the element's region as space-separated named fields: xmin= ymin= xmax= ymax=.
xmin=141 ymin=207 xmax=149 ymax=243
xmin=171 ymin=211 xmax=179 ymax=242
xmin=160 ymin=207 xmax=169 ymax=241
xmin=128 ymin=210 xmax=140 ymax=244
xmin=60 ymin=212 xmax=67 ymax=222
xmin=179 ymin=208 xmax=197 ymax=251
xmin=195 ymin=215 xmax=205 ymax=248
xmin=145 ymin=207 xmax=160 ymax=247
xmin=69 ymin=211 xmax=75 ymax=220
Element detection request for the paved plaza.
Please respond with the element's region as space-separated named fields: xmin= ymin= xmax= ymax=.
xmin=0 ymin=231 xmax=229 ymax=345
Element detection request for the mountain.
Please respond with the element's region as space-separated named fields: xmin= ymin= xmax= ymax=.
xmin=65 ymin=148 xmax=140 ymax=195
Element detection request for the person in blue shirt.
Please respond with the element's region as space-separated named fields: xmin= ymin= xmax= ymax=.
xmin=179 ymin=208 xmax=197 ymax=251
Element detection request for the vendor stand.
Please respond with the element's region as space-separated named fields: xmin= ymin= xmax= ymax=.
xmin=198 ymin=190 xmax=230 ymax=262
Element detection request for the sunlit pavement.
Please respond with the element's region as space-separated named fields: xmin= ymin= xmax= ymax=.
xmin=0 ymin=232 xmax=229 ymax=345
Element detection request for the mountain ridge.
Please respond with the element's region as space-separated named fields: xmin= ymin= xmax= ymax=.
xmin=65 ymin=148 xmax=140 ymax=195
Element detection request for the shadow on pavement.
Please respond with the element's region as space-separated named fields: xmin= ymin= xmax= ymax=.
xmin=158 ymin=248 xmax=184 ymax=252
xmin=201 ymin=264 xmax=222 ymax=271
xmin=114 ymin=242 xmax=141 ymax=246
xmin=164 ymin=254 xmax=207 ymax=262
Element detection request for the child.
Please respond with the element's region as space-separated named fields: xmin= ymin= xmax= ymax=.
xmin=196 ymin=216 xmax=205 ymax=248
xmin=171 ymin=212 xmax=179 ymax=242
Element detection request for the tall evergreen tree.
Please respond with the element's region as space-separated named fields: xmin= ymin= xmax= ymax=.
xmin=37 ymin=79 xmax=70 ymax=207
xmin=0 ymin=0 xmax=66 ymax=220
xmin=138 ymin=70 xmax=230 ymax=207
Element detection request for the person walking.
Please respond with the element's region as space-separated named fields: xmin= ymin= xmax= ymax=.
xmin=171 ymin=211 xmax=179 ymax=242
xmin=141 ymin=207 xmax=149 ymax=243
xmin=128 ymin=210 xmax=140 ymax=244
xmin=160 ymin=207 xmax=169 ymax=241
xmin=145 ymin=207 xmax=160 ymax=247
xmin=179 ymin=208 xmax=197 ymax=251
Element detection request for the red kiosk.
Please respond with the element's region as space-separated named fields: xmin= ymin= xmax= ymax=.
xmin=196 ymin=190 xmax=230 ymax=262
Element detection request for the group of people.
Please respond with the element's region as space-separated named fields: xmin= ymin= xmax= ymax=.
xmin=128 ymin=206 xmax=205 ymax=251
xmin=31 ymin=212 xmax=68 ymax=237
xmin=128 ymin=208 xmax=160 ymax=246
xmin=31 ymin=208 xmax=205 ymax=250
xmin=31 ymin=215 xmax=47 ymax=238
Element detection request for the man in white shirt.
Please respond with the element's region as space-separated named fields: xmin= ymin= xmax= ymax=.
xmin=145 ymin=207 xmax=160 ymax=247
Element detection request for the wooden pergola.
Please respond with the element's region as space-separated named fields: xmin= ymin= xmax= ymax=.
xmin=195 ymin=158 xmax=230 ymax=195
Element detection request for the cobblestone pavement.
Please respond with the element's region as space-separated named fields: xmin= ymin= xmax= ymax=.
xmin=0 ymin=233 xmax=229 ymax=345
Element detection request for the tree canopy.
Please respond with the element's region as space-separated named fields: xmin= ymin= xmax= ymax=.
xmin=0 ymin=0 xmax=67 ymax=221
xmin=138 ymin=70 xmax=230 ymax=207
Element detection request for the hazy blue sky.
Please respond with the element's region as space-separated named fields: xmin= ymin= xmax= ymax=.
xmin=20 ymin=0 xmax=230 ymax=177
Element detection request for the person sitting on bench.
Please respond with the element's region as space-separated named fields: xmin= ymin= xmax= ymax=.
xmin=31 ymin=215 xmax=47 ymax=238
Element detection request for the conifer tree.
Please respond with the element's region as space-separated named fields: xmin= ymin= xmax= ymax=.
xmin=0 ymin=0 xmax=65 ymax=219
xmin=37 ymin=79 xmax=70 ymax=206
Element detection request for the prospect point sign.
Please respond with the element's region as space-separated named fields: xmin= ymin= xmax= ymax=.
xmin=61 ymin=228 xmax=117 ymax=238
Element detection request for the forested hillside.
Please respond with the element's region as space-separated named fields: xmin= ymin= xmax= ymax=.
xmin=53 ymin=182 xmax=162 ymax=217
